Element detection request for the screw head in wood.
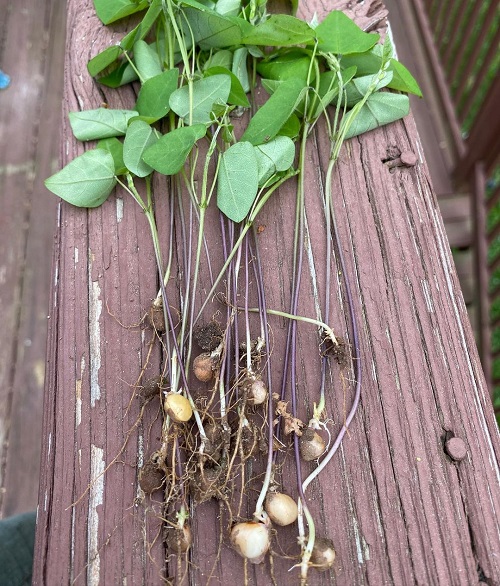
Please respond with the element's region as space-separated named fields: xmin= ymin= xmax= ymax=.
xmin=445 ymin=437 xmax=467 ymax=461
xmin=400 ymin=151 xmax=418 ymax=167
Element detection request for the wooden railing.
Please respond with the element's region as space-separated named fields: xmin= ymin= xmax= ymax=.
xmin=415 ymin=0 xmax=500 ymax=395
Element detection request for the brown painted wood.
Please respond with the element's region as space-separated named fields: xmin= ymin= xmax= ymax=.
xmin=0 ymin=0 xmax=64 ymax=517
xmin=34 ymin=1 xmax=500 ymax=585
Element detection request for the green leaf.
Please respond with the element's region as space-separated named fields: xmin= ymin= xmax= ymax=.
xmin=316 ymin=11 xmax=379 ymax=54
xmin=133 ymin=40 xmax=162 ymax=81
xmin=169 ymin=75 xmax=231 ymax=124
xmin=87 ymin=0 xmax=162 ymax=76
xmin=311 ymin=66 xmax=357 ymax=119
xmin=257 ymin=50 xmax=312 ymax=83
xmin=203 ymin=49 xmax=233 ymax=71
xmin=243 ymin=15 xmax=315 ymax=46
xmin=217 ymin=142 xmax=259 ymax=222
xmin=204 ymin=67 xmax=249 ymax=107
xmin=254 ymin=136 xmax=295 ymax=185
xmin=215 ymin=0 xmax=240 ymax=16
xmin=277 ymin=113 xmax=300 ymax=139
xmin=123 ymin=120 xmax=159 ymax=177
xmin=183 ymin=5 xmax=252 ymax=49
xmin=345 ymin=93 xmax=410 ymax=139
xmin=260 ymin=78 xmax=281 ymax=95
xmin=318 ymin=66 xmax=357 ymax=99
xmin=232 ymin=47 xmax=250 ymax=93
xmin=97 ymin=137 xmax=127 ymax=176
xmin=341 ymin=46 xmax=422 ymax=97
xmin=388 ymin=59 xmax=422 ymax=97
xmin=135 ymin=69 xmax=179 ymax=120
xmin=142 ymin=124 xmax=207 ymax=175
xmin=98 ymin=62 xmax=138 ymax=88
xmin=93 ymin=0 xmax=148 ymax=25
xmin=88 ymin=46 xmax=123 ymax=78
xmin=341 ymin=49 xmax=381 ymax=76
xmin=241 ymin=78 xmax=306 ymax=145
xmin=344 ymin=72 xmax=393 ymax=107
xmin=45 ymin=149 xmax=117 ymax=208
xmin=69 ymin=108 xmax=139 ymax=141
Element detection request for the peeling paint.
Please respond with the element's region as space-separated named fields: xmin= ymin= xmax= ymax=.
xmin=76 ymin=356 xmax=86 ymax=427
xmin=71 ymin=505 xmax=76 ymax=579
xmin=136 ymin=435 xmax=145 ymax=500
xmin=75 ymin=380 xmax=82 ymax=427
xmin=48 ymin=433 xmax=52 ymax=459
xmin=116 ymin=197 xmax=124 ymax=223
xmin=87 ymin=445 xmax=105 ymax=586
xmin=0 ymin=265 xmax=6 ymax=284
xmin=361 ymin=535 xmax=370 ymax=561
xmin=89 ymin=256 xmax=102 ymax=407
xmin=44 ymin=490 xmax=48 ymax=511
xmin=75 ymin=247 xmax=79 ymax=265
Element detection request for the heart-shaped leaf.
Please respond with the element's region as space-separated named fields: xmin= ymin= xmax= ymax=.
xmin=257 ymin=50 xmax=312 ymax=83
xmin=88 ymin=0 xmax=162 ymax=76
xmin=94 ymin=0 xmax=148 ymax=25
xmin=45 ymin=149 xmax=117 ymax=208
xmin=123 ymin=120 xmax=159 ymax=177
xmin=254 ymin=136 xmax=295 ymax=185
xmin=203 ymin=49 xmax=233 ymax=71
xmin=97 ymin=137 xmax=127 ymax=175
xmin=344 ymin=71 xmax=393 ymax=107
xmin=182 ymin=4 xmax=252 ymax=49
xmin=217 ymin=141 xmax=259 ymax=222
xmin=69 ymin=108 xmax=139 ymax=141
xmin=241 ymin=78 xmax=306 ymax=145
xmin=169 ymin=75 xmax=231 ymax=124
xmin=341 ymin=45 xmax=422 ymax=97
xmin=243 ymin=15 xmax=315 ymax=46
xmin=215 ymin=0 xmax=240 ymax=16
xmin=135 ymin=68 xmax=179 ymax=120
xmin=204 ymin=67 xmax=249 ymax=107
xmin=316 ymin=10 xmax=379 ymax=54
xmin=232 ymin=47 xmax=250 ymax=93
xmin=345 ymin=93 xmax=410 ymax=138
xmin=98 ymin=61 xmax=138 ymax=88
xmin=142 ymin=124 xmax=207 ymax=175
xmin=133 ymin=40 xmax=162 ymax=81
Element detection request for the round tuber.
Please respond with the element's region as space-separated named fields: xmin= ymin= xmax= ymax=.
xmin=230 ymin=521 xmax=271 ymax=564
xmin=164 ymin=393 xmax=193 ymax=423
xmin=265 ymin=492 xmax=298 ymax=526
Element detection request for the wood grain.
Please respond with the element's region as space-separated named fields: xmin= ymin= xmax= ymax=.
xmin=0 ymin=0 xmax=64 ymax=517
xmin=34 ymin=0 xmax=500 ymax=584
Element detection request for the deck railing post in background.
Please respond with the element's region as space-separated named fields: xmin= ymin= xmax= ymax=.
xmin=472 ymin=161 xmax=492 ymax=391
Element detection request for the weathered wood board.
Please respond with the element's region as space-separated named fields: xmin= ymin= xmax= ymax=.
xmin=34 ymin=0 xmax=500 ymax=584
xmin=0 ymin=0 xmax=64 ymax=517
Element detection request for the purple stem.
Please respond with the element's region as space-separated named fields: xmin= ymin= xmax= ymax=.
xmin=250 ymin=230 xmax=274 ymax=487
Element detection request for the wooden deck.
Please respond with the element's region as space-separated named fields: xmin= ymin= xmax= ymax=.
xmin=31 ymin=0 xmax=500 ymax=585
xmin=0 ymin=0 xmax=65 ymax=518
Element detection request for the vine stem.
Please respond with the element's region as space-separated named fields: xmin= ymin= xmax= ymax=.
xmin=117 ymin=175 xmax=208 ymax=443
xmin=193 ymin=169 xmax=297 ymax=324
xmin=302 ymin=155 xmax=362 ymax=494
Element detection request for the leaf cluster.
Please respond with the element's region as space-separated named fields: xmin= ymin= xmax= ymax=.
xmin=46 ymin=0 xmax=421 ymax=219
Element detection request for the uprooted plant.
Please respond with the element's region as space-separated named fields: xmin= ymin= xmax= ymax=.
xmin=46 ymin=0 xmax=421 ymax=582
